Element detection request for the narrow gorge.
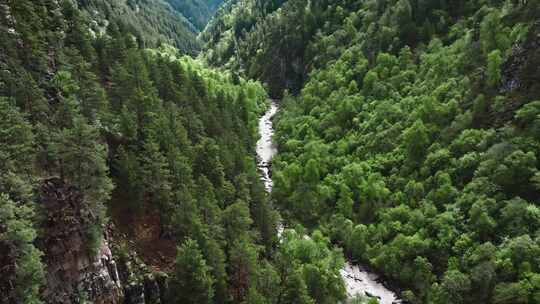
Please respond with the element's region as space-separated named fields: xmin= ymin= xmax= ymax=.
xmin=2 ymin=1 xmax=540 ymax=304
xmin=255 ymin=101 xmax=401 ymax=303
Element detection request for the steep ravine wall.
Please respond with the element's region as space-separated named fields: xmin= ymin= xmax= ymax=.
xmin=38 ymin=178 xmax=123 ymax=304
xmin=38 ymin=178 xmax=166 ymax=304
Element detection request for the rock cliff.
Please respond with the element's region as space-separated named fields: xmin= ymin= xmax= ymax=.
xmin=37 ymin=178 xmax=169 ymax=304
xmin=38 ymin=178 xmax=123 ymax=304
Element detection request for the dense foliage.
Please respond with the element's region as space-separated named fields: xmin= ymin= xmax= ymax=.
xmin=0 ymin=97 xmax=44 ymax=304
xmin=77 ymin=0 xmax=201 ymax=54
xmin=204 ymin=0 xmax=540 ymax=303
xmin=0 ymin=0 xmax=348 ymax=303
xmin=4 ymin=0 xmax=540 ymax=303
xmin=77 ymin=0 xmax=224 ymax=54
xmin=200 ymin=0 xmax=288 ymax=96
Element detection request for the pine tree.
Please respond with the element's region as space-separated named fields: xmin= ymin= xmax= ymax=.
xmin=279 ymin=271 xmax=314 ymax=304
xmin=56 ymin=117 xmax=113 ymax=206
xmin=115 ymin=145 xmax=143 ymax=209
xmin=54 ymin=117 xmax=113 ymax=254
xmin=0 ymin=194 xmax=44 ymax=304
xmin=169 ymin=239 xmax=214 ymax=304
xmin=204 ymin=239 xmax=229 ymax=304
xmin=139 ymin=136 xmax=172 ymax=207
xmin=61 ymin=0 xmax=95 ymax=60
xmin=228 ymin=238 xmax=259 ymax=303
xmin=0 ymin=98 xmax=35 ymax=202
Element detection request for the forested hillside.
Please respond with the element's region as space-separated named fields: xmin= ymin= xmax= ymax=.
xmin=77 ymin=0 xmax=202 ymax=54
xmin=2 ymin=0 xmax=540 ymax=303
xmin=200 ymin=0 xmax=287 ymax=95
xmin=76 ymin=0 xmax=226 ymax=55
xmin=164 ymin=0 xmax=224 ymax=31
xmin=203 ymin=0 xmax=540 ymax=303
xmin=0 ymin=0 xmax=352 ymax=303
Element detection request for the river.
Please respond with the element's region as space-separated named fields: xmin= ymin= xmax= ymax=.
xmin=255 ymin=100 xmax=401 ymax=304
xmin=256 ymin=100 xmax=278 ymax=192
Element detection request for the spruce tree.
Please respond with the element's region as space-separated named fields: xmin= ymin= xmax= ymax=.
xmin=169 ymin=239 xmax=214 ymax=304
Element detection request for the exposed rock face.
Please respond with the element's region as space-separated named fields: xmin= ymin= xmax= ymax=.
xmin=37 ymin=178 xmax=171 ymax=304
xmin=123 ymin=274 xmax=164 ymax=304
xmin=38 ymin=178 xmax=123 ymax=304
xmin=501 ymin=21 xmax=540 ymax=97
xmin=114 ymin=245 xmax=168 ymax=304
xmin=143 ymin=274 xmax=163 ymax=304
xmin=0 ymin=230 xmax=18 ymax=304
xmin=124 ymin=282 xmax=145 ymax=304
xmin=488 ymin=21 xmax=540 ymax=126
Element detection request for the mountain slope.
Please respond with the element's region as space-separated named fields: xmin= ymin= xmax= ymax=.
xmin=0 ymin=1 xmax=348 ymax=303
xmin=164 ymin=0 xmax=225 ymax=31
xmin=0 ymin=0 xmax=268 ymax=302
xmin=78 ymin=0 xmax=202 ymax=54
xmin=202 ymin=0 xmax=540 ymax=303
xmin=3 ymin=0 xmax=540 ymax=303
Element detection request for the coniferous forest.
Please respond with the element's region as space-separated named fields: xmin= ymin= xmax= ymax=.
xmin=1 ymin=0 xmax=540 ymax=304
